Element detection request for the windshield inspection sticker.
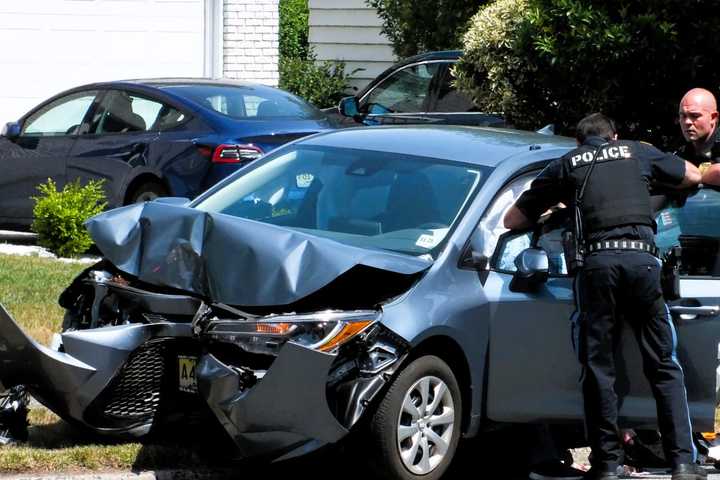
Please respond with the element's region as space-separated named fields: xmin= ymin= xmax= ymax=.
xmin=296 ymin=173 xmax=314 ymax=188
xmin=415 ymin=228 xmax=450 ymax=249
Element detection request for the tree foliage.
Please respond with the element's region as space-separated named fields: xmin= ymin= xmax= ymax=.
xmin=278 ymin=0 xmax=354 ymax=108
xmin=455 ymin=0 xmax=720 ymax=147
xmin=367 ymin=0 xmax=489 ymax=58
xmin=279 ymin=0 xmax=309 ymax=60
xmin=279 ymin=54 xmax=355 ymax=108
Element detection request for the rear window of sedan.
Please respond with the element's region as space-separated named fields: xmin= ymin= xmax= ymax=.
xmin=161 ymin=84 xmax=323 ymax=120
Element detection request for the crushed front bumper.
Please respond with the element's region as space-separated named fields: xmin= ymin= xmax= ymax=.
xmin=0 ymin=304 xmax=352 ymax=457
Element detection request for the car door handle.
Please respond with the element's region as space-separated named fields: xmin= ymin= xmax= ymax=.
xmin=669 ymin=305 xmax=720 ymax=320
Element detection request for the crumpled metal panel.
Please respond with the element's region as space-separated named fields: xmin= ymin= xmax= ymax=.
xmin=197 ymin=342 xmax=347 ymax=457
xmin=0 ymin=304 xmax=193 ymax=433
xmin=86 ymin=202 xmax=432 ymax=306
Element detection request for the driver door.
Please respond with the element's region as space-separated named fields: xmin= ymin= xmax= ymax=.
xmin=0 ymin=90 xmax=99 ymax=225
xmin=479 ymin=182 xmax=720 ymax=431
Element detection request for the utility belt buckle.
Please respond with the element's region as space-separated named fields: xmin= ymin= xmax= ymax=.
xmin=587 ymin=239 xmax=659 ymax=257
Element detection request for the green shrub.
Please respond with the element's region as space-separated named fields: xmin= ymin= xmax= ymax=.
xmin=454 ymin=0 xmax=531 ymax=126
xmin=367 ymin=0 xmax=489 ymax=58
xmin=456 ymin=0 xmax=720 ymax=147
xmin=31 ymin=179 xmax=107 ymax=258
xmin=279 ymin=0 xmax=309 ymax=60
xmin=279 ymin=53 xmax=355 ymax=108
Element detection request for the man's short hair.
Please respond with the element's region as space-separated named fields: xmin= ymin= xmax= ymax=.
xmin=576 ymin=113 xmax=617 ymax=143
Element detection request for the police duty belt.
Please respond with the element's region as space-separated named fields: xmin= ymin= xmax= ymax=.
xmin=586 ymin=239 xmax=659 ymax=257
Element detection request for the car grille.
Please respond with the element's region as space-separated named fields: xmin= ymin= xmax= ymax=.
xmin=102 ymin=343 xmax=165 ymax=419
xmin=84 ymin=342 xmax=167 ymax=429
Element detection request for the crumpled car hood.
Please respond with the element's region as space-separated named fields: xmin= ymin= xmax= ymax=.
xmin=86 ymin=202 xmax=432 ymax=306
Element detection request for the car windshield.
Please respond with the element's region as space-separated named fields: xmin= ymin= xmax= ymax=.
xmin=194 ymin=145 xmax=488 ymax=256
xmin=162 ymin=84 xmax=323 ymax=120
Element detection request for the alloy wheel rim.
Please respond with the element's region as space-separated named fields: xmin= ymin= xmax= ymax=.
xmin=135 ymin=191 xmax=159 ymax=203
xmin=396 ymin=375 xmax=455 ymax=475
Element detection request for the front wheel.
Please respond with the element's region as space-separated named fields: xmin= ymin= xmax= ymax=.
xmin=367 ymin=355 xmax=462 ymax=480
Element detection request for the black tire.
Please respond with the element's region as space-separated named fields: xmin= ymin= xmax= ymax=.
xmin=367 ymin=355 xmax=462 ymax=480
xmin=127 ymin=181 xmax=168 ymax=204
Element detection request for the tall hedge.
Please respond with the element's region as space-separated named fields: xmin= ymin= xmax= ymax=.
xmin=455 ymin=0 xmax=720 ymax=148
xmin=367 ymin=0 xmax=489 ymax=58
xmin=279 ymin=0 xmax=309 ymax=60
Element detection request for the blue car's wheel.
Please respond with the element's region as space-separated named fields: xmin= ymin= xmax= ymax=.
xmin=128 ymin=181 xmax=167 ymax=204
xmin=368 ymin=355 xmax=462 ymax=480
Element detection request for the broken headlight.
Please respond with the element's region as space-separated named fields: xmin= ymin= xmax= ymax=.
xmin=203 ymin=310 xmax=379 ymax=356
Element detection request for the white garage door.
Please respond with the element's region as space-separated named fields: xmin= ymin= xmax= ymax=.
xmin=0 ymin=0 xmax=207 ymax=124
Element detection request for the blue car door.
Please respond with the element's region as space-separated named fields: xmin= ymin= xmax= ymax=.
xmin=66 ymin=89 xmax=161 ymax=208
xmin=0 ymin=90 xmax=99 ymax=225
xmin=480 ymin=180 xmax=720 ymax=431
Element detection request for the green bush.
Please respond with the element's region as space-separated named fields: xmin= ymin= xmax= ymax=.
xmin=279 ymin=0 xmax=309 ymax=60
xmin=367 ymin=0 xmax=489 ymax=58
xmin=279 ymin=53 xmax=355 ymax=108
xmin=31 ymin=179 xmax=107 ymax=258
xmin=454 ymin=0 xmax=531 ymax=126
xmin=456 ymin=0 xmax=720 ymax=147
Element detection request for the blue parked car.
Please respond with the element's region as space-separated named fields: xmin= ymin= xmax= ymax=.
xmin=0 ymin=79 xmax=331 ymax=229
xmin=1 ymin=126 xmax=718 ymax=480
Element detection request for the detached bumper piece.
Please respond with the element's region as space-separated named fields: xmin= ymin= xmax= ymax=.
xmin=198 ymin=342 xmax=348 ymax=458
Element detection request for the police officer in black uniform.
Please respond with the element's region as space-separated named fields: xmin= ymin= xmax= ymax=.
xmin=678 ymin=88 xmax=720 ymax=186
xmin=503 ymin=113 xmax=703 ymax=480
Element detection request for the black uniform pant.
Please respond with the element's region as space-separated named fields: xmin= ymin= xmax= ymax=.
xmin=576 ymin=250 xmax=695 ymax=471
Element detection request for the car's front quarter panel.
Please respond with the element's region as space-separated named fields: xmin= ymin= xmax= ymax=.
xmin=380 ymin=246 xmax=491 ymax=437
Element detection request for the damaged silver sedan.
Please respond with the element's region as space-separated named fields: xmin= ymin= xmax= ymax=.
xmin=1 ymin=125 xmax=719 ymax=480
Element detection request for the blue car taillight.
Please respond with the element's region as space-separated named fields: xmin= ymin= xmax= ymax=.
xmin=211 ymin=144 xmax=264 ymax=164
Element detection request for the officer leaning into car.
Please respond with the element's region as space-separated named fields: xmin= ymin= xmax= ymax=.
xmin=503 ymin=113 xmax=704 ymax=480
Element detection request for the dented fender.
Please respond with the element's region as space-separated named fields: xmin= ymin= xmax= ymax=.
xmin=198 ymin=342 xmax=347 ymax=457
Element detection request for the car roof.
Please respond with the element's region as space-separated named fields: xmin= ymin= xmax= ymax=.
xmin=81 ymin=77 xmax=284 ymax=92
xmin=392 ymin=50 xmax=462 ymax=68
xmin=298 ymin=125 xmax=575 ymax=167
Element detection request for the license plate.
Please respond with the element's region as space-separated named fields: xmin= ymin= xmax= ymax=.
xmin=178 ymin=355 xmax=198 ymax=393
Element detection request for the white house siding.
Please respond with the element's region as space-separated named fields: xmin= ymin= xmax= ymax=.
xmin=223 ymin=0 xmax=279 ymax=86
xmin=309 ymin=0 xmax=395 ymax=92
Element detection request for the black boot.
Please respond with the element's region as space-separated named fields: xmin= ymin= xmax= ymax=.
xmin=671 ymin=463 xmax=707 ymax=480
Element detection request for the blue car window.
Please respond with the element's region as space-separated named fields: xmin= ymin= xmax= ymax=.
xmin=195 ymin=145 xmax=488 ymax=256
xmin=361 ymin=62 xmax=441 ymax=114
xmin=163 ymin=84 xmax=323 ymax=120
xmin=23 ymin=91 xmax=98 ymax=136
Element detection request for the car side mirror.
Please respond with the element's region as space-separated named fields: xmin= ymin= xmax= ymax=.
xmin=338 ymin=96 xmax=360 ymax=118
xmin=152 ymin=197 xmax=190 ymax=206
xmin=1 ymin=122 xmax=20 ymax=140
xmin=509 ymin=248 xmax=549 ymax=292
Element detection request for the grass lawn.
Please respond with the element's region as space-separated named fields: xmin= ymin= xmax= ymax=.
xmin=0 ymin=253 xmax=228 ymax=473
